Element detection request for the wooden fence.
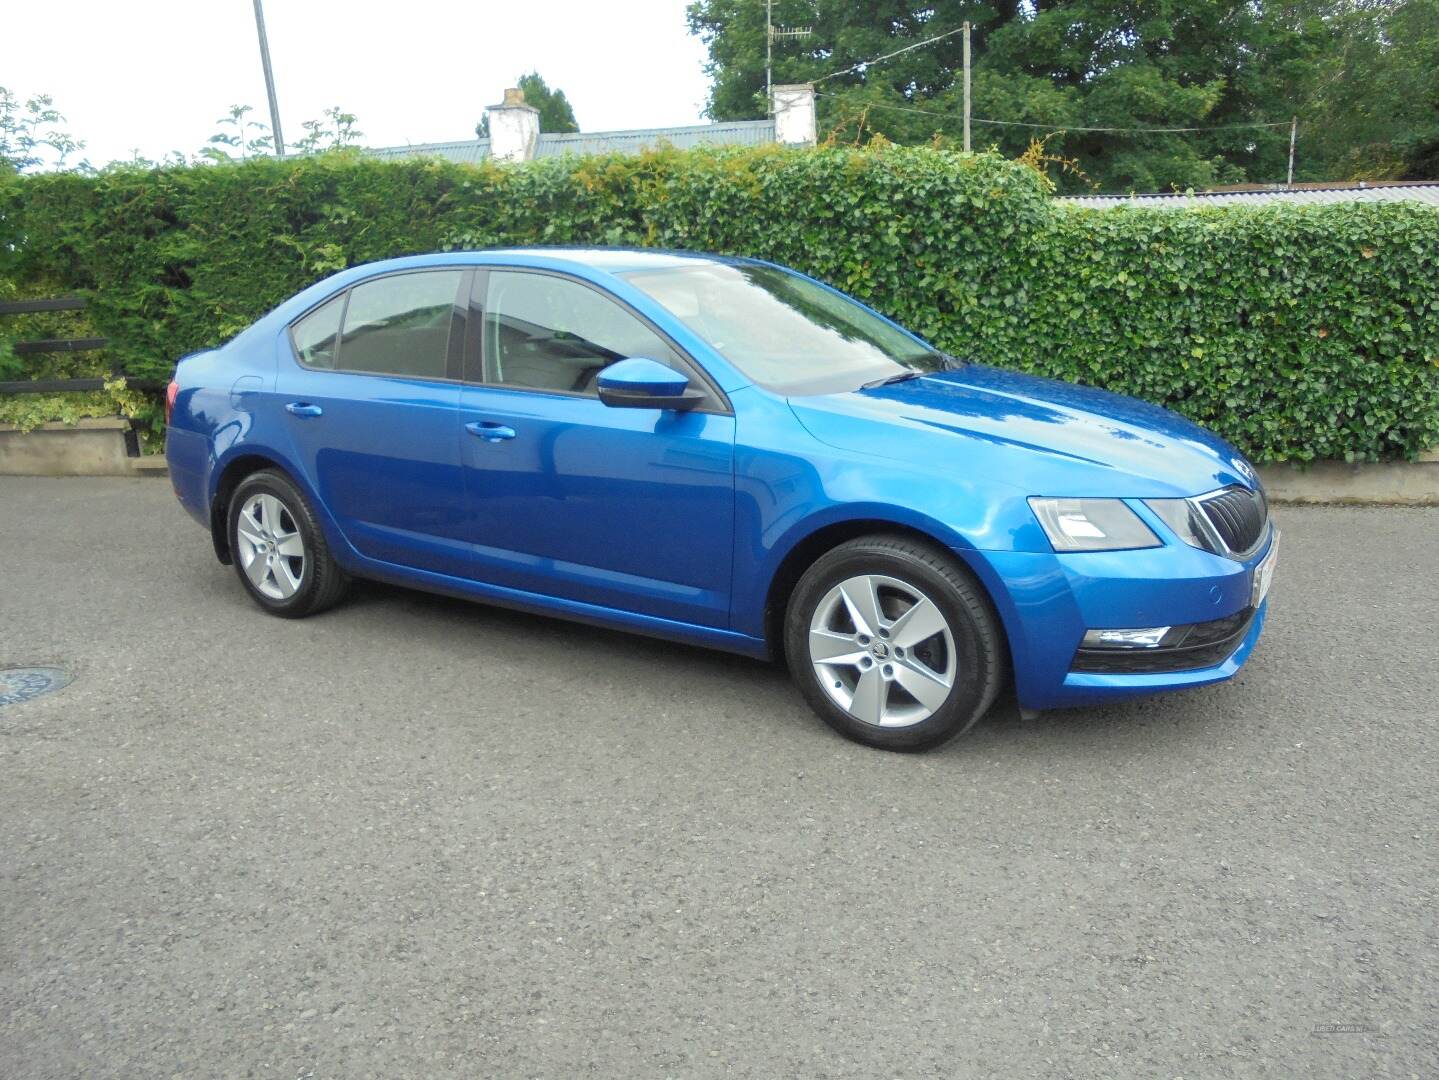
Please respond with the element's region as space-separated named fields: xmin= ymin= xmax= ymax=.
xmin=1 ymin=296 xmax=163 ymax=456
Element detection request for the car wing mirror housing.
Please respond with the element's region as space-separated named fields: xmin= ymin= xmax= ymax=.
xmin=597 ymin=357 xmax=705 ymax=410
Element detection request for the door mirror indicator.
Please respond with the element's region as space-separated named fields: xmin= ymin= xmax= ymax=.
xmin=597 ymin=357 xmax=704 ymax=410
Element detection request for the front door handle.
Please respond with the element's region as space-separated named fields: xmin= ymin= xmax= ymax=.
xmin=285 ymin=402 xmax=323 ymax=418
xmin=466 ymin=421 xmax=517 ymax=442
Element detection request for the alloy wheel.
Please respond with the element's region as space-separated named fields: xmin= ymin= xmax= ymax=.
xmin=235 ymin=492 xmax=306 ymax=600
xmin=808 ymin=573 xmax=957 ymax=728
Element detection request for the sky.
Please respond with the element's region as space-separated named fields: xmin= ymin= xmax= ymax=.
xmin=1 ymin=0 xmax=715 ymax=167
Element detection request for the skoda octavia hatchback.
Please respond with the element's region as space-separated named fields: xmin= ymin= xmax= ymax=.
xmin=166 ymin=249 xmax=1276 ymax=751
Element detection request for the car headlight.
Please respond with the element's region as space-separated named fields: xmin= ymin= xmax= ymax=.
xmin=1028 ymin=497 xmax=1161 ymax=552
xmin=1142 ymin=498 xmax=1211 ymax=551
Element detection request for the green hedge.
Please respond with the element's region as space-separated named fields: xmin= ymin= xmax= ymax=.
xmin=3 ymin=145 xmax=1437 ymax=461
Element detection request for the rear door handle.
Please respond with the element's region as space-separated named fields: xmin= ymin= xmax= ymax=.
xmin=466 ymin=421 xmax=517 ymax=442
xmin=285 ymin=402 xmax=323 ymax=418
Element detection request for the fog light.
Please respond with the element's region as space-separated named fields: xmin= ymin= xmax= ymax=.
xmin=1082 ymin=626 xmax=1171 ymax=649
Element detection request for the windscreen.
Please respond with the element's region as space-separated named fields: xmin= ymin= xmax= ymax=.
xmin=623 ymin=263 xmax=950 ymax=394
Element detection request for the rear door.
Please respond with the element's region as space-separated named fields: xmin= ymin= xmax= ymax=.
xmin=277 ymin=269 xmax=474 ymax=578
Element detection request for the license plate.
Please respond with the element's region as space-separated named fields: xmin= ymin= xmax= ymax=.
xmin=1250 ymin=529 xmax=1279 ymax=608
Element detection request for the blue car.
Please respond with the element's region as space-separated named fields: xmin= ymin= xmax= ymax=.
xmin=165 ymin=248 xmax=1277 ymax=751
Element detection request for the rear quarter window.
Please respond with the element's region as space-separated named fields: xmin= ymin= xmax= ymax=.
xmin=291 ymin=294 xmax=345 ymax=369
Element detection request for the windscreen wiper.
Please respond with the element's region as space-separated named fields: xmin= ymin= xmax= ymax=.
xmin=861 ymin=371 xmax=923 ymax=389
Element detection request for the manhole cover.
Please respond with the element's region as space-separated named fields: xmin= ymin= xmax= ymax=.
xmin=0 ymin=667 xmax=74 ymax=707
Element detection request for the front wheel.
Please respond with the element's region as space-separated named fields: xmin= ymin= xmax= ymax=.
xmin=784 ymin=534 xmax=1006 ymax=751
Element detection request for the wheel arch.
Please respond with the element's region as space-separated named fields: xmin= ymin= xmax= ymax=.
xmin=208 ymin=451 xmax=298 ymax=565
xmin=761 ymin=515 xmax=1009 ymax=670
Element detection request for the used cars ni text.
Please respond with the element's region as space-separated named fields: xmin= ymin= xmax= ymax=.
xmin=165 ymin=249 xmax=1277 ymax=751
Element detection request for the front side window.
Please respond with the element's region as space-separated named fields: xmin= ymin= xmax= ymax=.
xmin=303 ymin=270 xmax=464 ymax=380
xmin=624 ymin=263 xmax=949 ymax=395
xmin=483 ymin=271 xmax=683 ymax=395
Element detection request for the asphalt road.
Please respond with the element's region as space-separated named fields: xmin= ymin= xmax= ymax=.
xmin=1 ymin=476 xmax=1435 ymax=1079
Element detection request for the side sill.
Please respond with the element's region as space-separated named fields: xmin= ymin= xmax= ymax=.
xmin=353 ymin=555 xmax=771 ymax=661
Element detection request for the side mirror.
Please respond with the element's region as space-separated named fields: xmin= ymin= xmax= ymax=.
xmin=597 ymin=357 xmax=705 ymax=411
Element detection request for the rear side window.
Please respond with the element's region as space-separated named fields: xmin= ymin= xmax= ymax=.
xmin=291 ymin=294 xmax=344 ymax=370
xmin=339 ymin=271 xmax=465 ymax=380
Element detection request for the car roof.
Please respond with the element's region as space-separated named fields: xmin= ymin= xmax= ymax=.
xmin=261 ymin=247 xmax=775 ymax=359
xmin=476 ymin=247 xmax=753 ymax=273
xmin=332 ymin=247 xmax=756 ymax=281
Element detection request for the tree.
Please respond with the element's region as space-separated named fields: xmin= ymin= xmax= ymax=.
xmin=1287 ymin=0 xmax=1439 ymax=180
xmin=685 ymin=1 xmax=1430 ymax=191
xmin=201 ymin=105 xmax=364 ymax=161
xmin=202 ymin=104 xmax=275 ymax=162
xmin=292 ymin=107 xmax=365 ymax=154
xmin=0 ymin=87 xmax=84 ymax=173
xmin=476 ymin=71 xmax=580 ymax=137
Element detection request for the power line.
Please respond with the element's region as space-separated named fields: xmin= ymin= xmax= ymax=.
xmin=813 ymin=91 xmax=1293 ymax=135
xmin=980 ymin=116 xmax=1291 ymax=134
xmin=816 ymin=26 xmax=968 ymax=84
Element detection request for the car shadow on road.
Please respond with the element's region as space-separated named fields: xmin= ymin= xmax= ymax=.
xmin=343 ymin=577 xmax=788 ymax=682
xmin=339 ymin=578 xmax=1223 ymax=757
xmin=962 ymin=680 xmax=1238 ymax=761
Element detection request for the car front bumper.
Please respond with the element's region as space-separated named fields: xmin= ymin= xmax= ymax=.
xmin=959 ymin=525 xmax=1276 ymax=711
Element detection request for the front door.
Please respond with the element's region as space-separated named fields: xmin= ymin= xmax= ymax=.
xmin=458 ymin=269 xmax=736 ymax=628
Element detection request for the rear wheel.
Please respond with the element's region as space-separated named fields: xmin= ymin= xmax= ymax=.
xmin=227 ymin=470 xmax=348 ymax=618
xmin=784 ymin=534 xmax=1005 ymax=751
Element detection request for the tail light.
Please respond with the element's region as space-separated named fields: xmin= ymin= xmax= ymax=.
xmin=165 ymin=379 xmax=179 ymax=424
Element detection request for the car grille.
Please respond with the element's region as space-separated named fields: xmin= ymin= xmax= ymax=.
xmin=1197 ymin=486 xmax=1268 ymax=556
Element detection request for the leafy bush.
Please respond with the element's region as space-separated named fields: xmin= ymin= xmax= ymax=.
xmin=0 ymin=267 xmax=158 ymax=442
xmin=3 ymin=146 xmax=1437 ymax=461
xmin=976 ymin=201 xmax=1439 ymax=462
xmin=0 ymin=380 xmax=160 ymax=448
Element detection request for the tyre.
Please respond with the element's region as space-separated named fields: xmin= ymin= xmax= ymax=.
xmin=227 ymin=469 xmax=348 ymax=618
xmin=784 ymin=534 xmax=1006 ymax=751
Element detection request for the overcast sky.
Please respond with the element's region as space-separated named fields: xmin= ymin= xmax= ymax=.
xmin=2 ymin=0 xmax=715 ymax=167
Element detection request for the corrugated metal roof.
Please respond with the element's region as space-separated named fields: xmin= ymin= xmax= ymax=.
xmin=367 ymin=120 xmax=776 ymax=165
xmin=1062 ymin=181 xmax=1439 ymax=208
xmin=535 ymin=120 xmax=775 ymax=157
xmin=368 ymin=138 xmax=494 ymax=165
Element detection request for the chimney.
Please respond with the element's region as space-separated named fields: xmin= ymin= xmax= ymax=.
xmin=771 ymin=83 xmax=816 ymax=146
xmin=486 ymin=87 xmax=540 ymax=163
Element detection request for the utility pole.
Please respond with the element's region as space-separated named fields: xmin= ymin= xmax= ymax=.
xmin=961 ymin=21 xmax=972 ymax=152
xmin=252 ymin=0 xmax=286 ymax=159
xmin=766 ymin=0 xmax=773 ymax=111
xmin=1286 ymin=116 xmax=1297 ymax=186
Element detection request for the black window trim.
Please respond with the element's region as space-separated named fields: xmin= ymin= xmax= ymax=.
xmin=465 ymin=265 xmax=733 ymax=416
xmin=286 ymin=267 xmax=472 ymax=385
